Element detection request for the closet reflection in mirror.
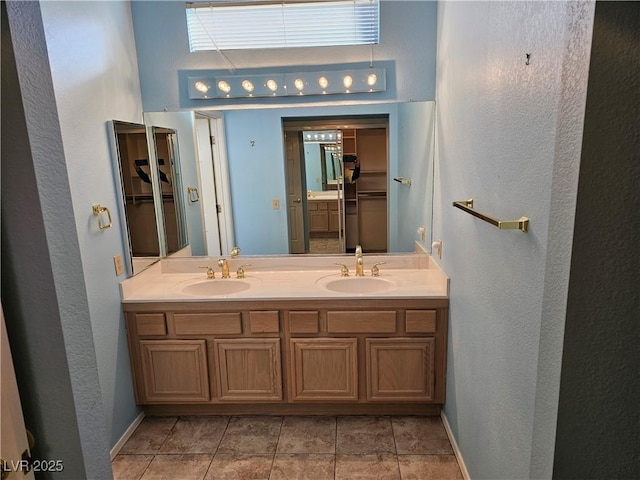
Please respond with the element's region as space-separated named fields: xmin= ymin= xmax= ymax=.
xmin=109 ymin=121 xmax=188 ymax=275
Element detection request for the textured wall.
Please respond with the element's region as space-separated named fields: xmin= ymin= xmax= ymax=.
xmin=553 ymin=2 xmax=640 ymax=477
xmin=2 ymin=1 xmax=112 ymax=477
xmin=433 ymin=1 xmax=594 ymax=478
xmin=130 ymin=0 xmax=438 ymax=110
xmin=38 ymin=0 xmax=143 ymax=447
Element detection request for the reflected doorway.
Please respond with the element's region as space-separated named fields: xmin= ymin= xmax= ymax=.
xmin=283 ymin=115 xmax=389 ymax=254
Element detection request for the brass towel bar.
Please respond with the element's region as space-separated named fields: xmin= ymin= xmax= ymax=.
xmin=453 ymin=199 xmax=529 ymax=233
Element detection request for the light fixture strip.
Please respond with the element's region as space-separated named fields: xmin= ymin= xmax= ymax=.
xmin=188 ymin=68 xmax=385 ymax=99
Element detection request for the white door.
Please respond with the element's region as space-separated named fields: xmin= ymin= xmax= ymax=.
xmin=1 ymin=308 xmax=35 ymax=479
xmin=195 ymin=118 xmax=222 ymax=256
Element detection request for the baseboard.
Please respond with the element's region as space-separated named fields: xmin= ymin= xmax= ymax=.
xmin=110 ymin=411 xmax=145 ymax=460
xmin=441 ymin=410 xmax=471 ymax=480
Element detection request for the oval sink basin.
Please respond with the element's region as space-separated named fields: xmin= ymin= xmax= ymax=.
xmin=324 ymin=277 xmax=395 ymax=294
xmin=182 ymin=280 xmax=251 ymax=296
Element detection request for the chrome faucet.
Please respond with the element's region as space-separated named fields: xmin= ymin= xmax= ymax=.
xmin=355 ymin=244 xmax=364 ymax=276
xmin=218 ymin=258 xmax=231 ymax=279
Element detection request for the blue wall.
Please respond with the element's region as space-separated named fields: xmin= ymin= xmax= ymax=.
xmin=433 ymin=1 xmax=595 ymax=477
xmin=397 ymin=101 xmax=436 ymax=251
xmin=39 ymin=0 xmax=144 ymax=448
xmin=131 ymin=1 xmax=438 ymax=110
xmin=223 ymin=103 xmax=409 ymax=254
xmin=304 ymin=143 xmax=323 ymax=193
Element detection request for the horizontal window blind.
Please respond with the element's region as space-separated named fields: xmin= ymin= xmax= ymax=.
xmin=186 ymin=0 xmax=379 ymax=51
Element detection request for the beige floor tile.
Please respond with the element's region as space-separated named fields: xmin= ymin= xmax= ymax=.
xmin=391 ymin=416 xmax=453 ymax=455
xmin=335 ymin=454 xmax=401 ymax=480
xmin=159 ymin=416 xmax=229 ymax=454
xmin=140 ymin=454 xmax=212 ymax=480
xmin=112 ymin=454 xmax=153 ymax=480
xmin=398 ymin=455 xmax=463 ymax=479
xmin=205 ymin=454 xmax=273 ymax=480
xmin=336 ymin=416 xmax=396 ymax=454
xmin=270 ymin=453 xmax=335 ymax=480
xmin=217 ymin=416 xmax=283 ymax=454
xmin=120 ymin=417 xmax=178 ymax=454
xmin=276 ymin=416 xmax=336 ymax=454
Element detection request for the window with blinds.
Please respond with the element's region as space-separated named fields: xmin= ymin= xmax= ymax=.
xmin=186 ymin=0 xmax=380 ymax=52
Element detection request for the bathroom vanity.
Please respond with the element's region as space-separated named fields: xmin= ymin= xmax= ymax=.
xmin=121 ymin=254 xmax=449 ymax=416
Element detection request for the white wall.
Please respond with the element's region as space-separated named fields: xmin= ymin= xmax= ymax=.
xmin=39 ymin=0 xmax=143 ymax=447
xmin=433 ymin=1 xmax=594 ymax=478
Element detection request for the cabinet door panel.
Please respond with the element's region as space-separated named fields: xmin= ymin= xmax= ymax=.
xmin=140 ymin=340 xmax=209 ymax=403
xmin=290 ymin=338 xmax=357 ymax=401
xmin=309 ymin=211 xmax=329 ymax=232
xmin=366 ymin=338 xmax=435 ymax=401
xmin=214 ymin=339 xmax=282 ymax=401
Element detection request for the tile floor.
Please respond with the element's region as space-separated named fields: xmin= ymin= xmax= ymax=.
xmin=113 ymin=415 xmax=463 ymax=480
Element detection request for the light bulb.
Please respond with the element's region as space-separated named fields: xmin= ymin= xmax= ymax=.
xmin=367 ymin=73 xmax=378 ymax=86
xmin=241 ymin=80 xmax=254 ymax=92
xmin=195 ymin=81 xmax=209 ymax=93
xmin=318 ymin=76 xmax=329 ymax=89
xmin=266 ymin=79 xmax=278 ymax=92
xmin=294 ymin=78 xmax=304 ymax=91
xmin=343 ymin=75 xmax=353 ymax=89
xmin=217 ymin=81 xmax=231 ymax=93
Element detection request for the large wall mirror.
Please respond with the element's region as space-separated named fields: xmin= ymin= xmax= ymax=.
xmin=126 ymin=101 xmax=435 ymax=266
xmin=109 ymin=121 xmax=189 ymax=275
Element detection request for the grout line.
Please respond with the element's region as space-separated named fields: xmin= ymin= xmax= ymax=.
xmin=388 ymin=416 xmax=402 ymax=479
xmin=440 ymin=411 xmax=471 ymax=480
xmin=268 ymin=416 xmax=284 ymax=480
xmin=155 ymin=416 xmax=179 ymax=454
xmin=110 ymin=410 xmax=146 ymax=460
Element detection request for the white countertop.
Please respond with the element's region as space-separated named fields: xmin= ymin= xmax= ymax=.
xmin=120 ymin=253 xmax=449 ymax=303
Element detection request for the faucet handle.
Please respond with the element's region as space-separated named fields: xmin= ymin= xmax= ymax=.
xmin=335 ymin=262 xmax=350 ymax=276
xmin=199 ymin=265 xmax=215 ymax=279
xmin=371 ymin=262 xmax=386 ymax=277
xmin=236 ymin=264 xmax=252 ymax=279
xmin=230 ymin=247 xmax=241 ymax=258
xmin=355 ymin=245 xmax=362 ymax=257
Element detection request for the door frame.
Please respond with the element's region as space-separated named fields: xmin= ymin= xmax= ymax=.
xmin=194 ymin=112 xmax=235 ymax=255
xmin=282 ymin=115 xmax=389 ymax=254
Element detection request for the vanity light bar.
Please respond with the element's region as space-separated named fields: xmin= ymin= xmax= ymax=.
xmin=188 ymin=67 xmax=386 ymax=99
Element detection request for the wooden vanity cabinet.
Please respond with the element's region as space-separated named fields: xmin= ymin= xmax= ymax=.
xmin=124 ymin=299 xmax=448 ymax=414
xmin=308 ymin=200 xmax=339 ymax=234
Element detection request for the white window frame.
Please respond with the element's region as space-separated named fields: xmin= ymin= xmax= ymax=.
xmin=186 ymin=0 xmax=380 ymax=52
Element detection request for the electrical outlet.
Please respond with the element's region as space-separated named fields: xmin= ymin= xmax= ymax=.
xmin=272 ymin=199 xmax=280 ymax=210
xmin=113 ymin=255 xmax=124 ymax=276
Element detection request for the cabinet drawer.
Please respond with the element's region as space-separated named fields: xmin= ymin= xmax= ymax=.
xmin=174 ymin=313 xmax=242 ymax=335
xmin=327 ymin=311 xmax=396 ymax=333
xmin=405 ymin=310 xmax=437 ymax=333
xmin=289 ymin=311 xmax=319 ymax=333
xmin=135 ymin=313 xmax=166 ymax=336
xmin=249 ymin=311 xmax=280 ymax=333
